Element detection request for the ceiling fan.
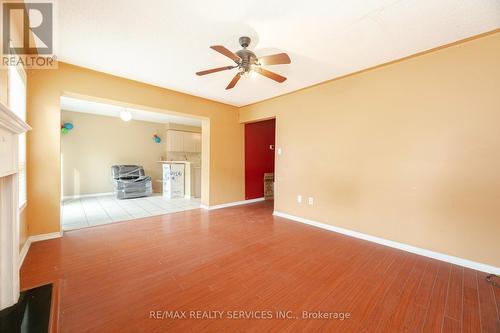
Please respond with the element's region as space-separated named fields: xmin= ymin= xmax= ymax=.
xmin=196 ymin=36 xmax=291 ymax=90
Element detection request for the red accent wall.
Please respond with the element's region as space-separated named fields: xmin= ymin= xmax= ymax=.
xmin=245 ymin=119 xmax=276 ymax=200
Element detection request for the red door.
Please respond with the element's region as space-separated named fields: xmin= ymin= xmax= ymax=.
xmin=245 ymin=119 xmax=275 ymax=200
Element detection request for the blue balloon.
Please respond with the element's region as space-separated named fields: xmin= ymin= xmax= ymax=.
xmin=63 ymin=122 xmax=74 ymax=130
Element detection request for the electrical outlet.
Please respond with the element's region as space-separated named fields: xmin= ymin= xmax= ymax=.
xmin=297 ymin=195 xmax=302 ymax=203
xmin=308 ymin=197 xmax=314 ymax=205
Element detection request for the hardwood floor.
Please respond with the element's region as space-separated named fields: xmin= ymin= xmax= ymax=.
xmin=21 ymin=201 xmax=499 ymax=332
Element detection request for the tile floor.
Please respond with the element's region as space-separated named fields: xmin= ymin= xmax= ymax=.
xmin=61 ymin=194 xmax=201 ymax=231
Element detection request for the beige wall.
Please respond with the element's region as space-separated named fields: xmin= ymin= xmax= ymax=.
xmin=0 ymin=69 xmax=7 ymax=103
xmin=27 ymin=62 xmax=244 ymax=235
xmin=240 ymin=31 xmax=500 ymax=267
xmin=61 ymin=111 xmax=169 ymax=196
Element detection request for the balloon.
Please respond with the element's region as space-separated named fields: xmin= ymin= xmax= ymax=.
xmin=61 ymin=128 xmax=69 ymax=134
xmin=63 ymin=122 xmax=74 ymax=130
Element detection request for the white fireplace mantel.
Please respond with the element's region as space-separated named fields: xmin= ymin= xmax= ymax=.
xmin=0 ymin=101 xmax=31 ymax=310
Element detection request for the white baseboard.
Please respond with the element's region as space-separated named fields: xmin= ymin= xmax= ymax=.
xmin=19 ymin=232 xmax=63 ymax=267
xmin=19 ymin=240 xmax=31 ymax=267
xmin=202 ymin=197 xmax=265 ymax=210
xmin=29 ymin=232 xmax=62 ymax=243
xmin=273 ymin=211 xmax=500 ymax=275
xmin=62 ymin=192 xmax=113 ymax=200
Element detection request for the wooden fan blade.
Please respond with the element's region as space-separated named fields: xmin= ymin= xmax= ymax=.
xmin=226 ymin=73 xmax=241 ymax=90
xmin=196 ymin=66 xmax=235 ymax=76
xmin=255 ymin=67 xmax=287 ymax=83
xmin=210 ymin=45 xmax=241 ymax=63
xmin=258 ymin=53 xmax=291 ymax=65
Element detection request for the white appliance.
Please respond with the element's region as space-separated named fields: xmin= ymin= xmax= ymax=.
xmin=163 ymin=163 xmax=185 ymax=198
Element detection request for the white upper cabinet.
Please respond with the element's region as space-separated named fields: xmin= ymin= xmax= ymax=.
xmin=193 ymin=133 xmax=202 ymax=152
xmin=166 ymin=130 xmax=184 ymax=152
xmin=182 ymin=132 xmax=196 ymax=152
xmin=167 ymin=130 xmax=201 ymax=153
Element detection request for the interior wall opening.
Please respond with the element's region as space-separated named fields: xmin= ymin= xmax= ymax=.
xmin=58 ymin=95 xmax=208 ymax=231
xmin=244 ymin=118 xmax=276 ymax=207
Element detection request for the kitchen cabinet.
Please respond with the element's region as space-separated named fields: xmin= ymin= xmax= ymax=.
xmin=192 ymin=166 xmax=201 ymax=198
xmin=193 ymin=133 xmax=202 ymax=152
xmin=182 ymin=132 xmax=196 ymax=152
xmin=166 ymin=130 xmax=201 ymax=153
xmin=166 ymin=130 xmax=184 ymax=152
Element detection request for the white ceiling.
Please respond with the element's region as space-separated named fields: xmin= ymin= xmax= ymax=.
xmin=61 ymin=96 xmax=202 ymax=127
xmin=56 ymin=0 xmax=500 ymax=107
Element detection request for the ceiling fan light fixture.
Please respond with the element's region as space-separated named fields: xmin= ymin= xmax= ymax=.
xmin=120 ymin=110 xmax=132 ymax=121
xmin=196 ymin=36 xmax=291 ymax=89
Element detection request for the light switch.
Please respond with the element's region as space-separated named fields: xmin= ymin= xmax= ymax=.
xmin=297 ymin=195 xmax=302 ymax=203
xmin=308 ymin=197 xmax=314 ymax=205
xmin=277 ymin=148 xmax=282 ymax=155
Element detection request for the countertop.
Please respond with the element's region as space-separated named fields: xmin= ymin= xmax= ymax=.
xmin=157 ymin=160 xmax=192 ymax=164
xmin=158 ymin=161 xmax=201 ymax=168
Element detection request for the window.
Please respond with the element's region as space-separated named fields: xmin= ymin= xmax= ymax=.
xmin=8 ymin=64 xmax=27 ymax=208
